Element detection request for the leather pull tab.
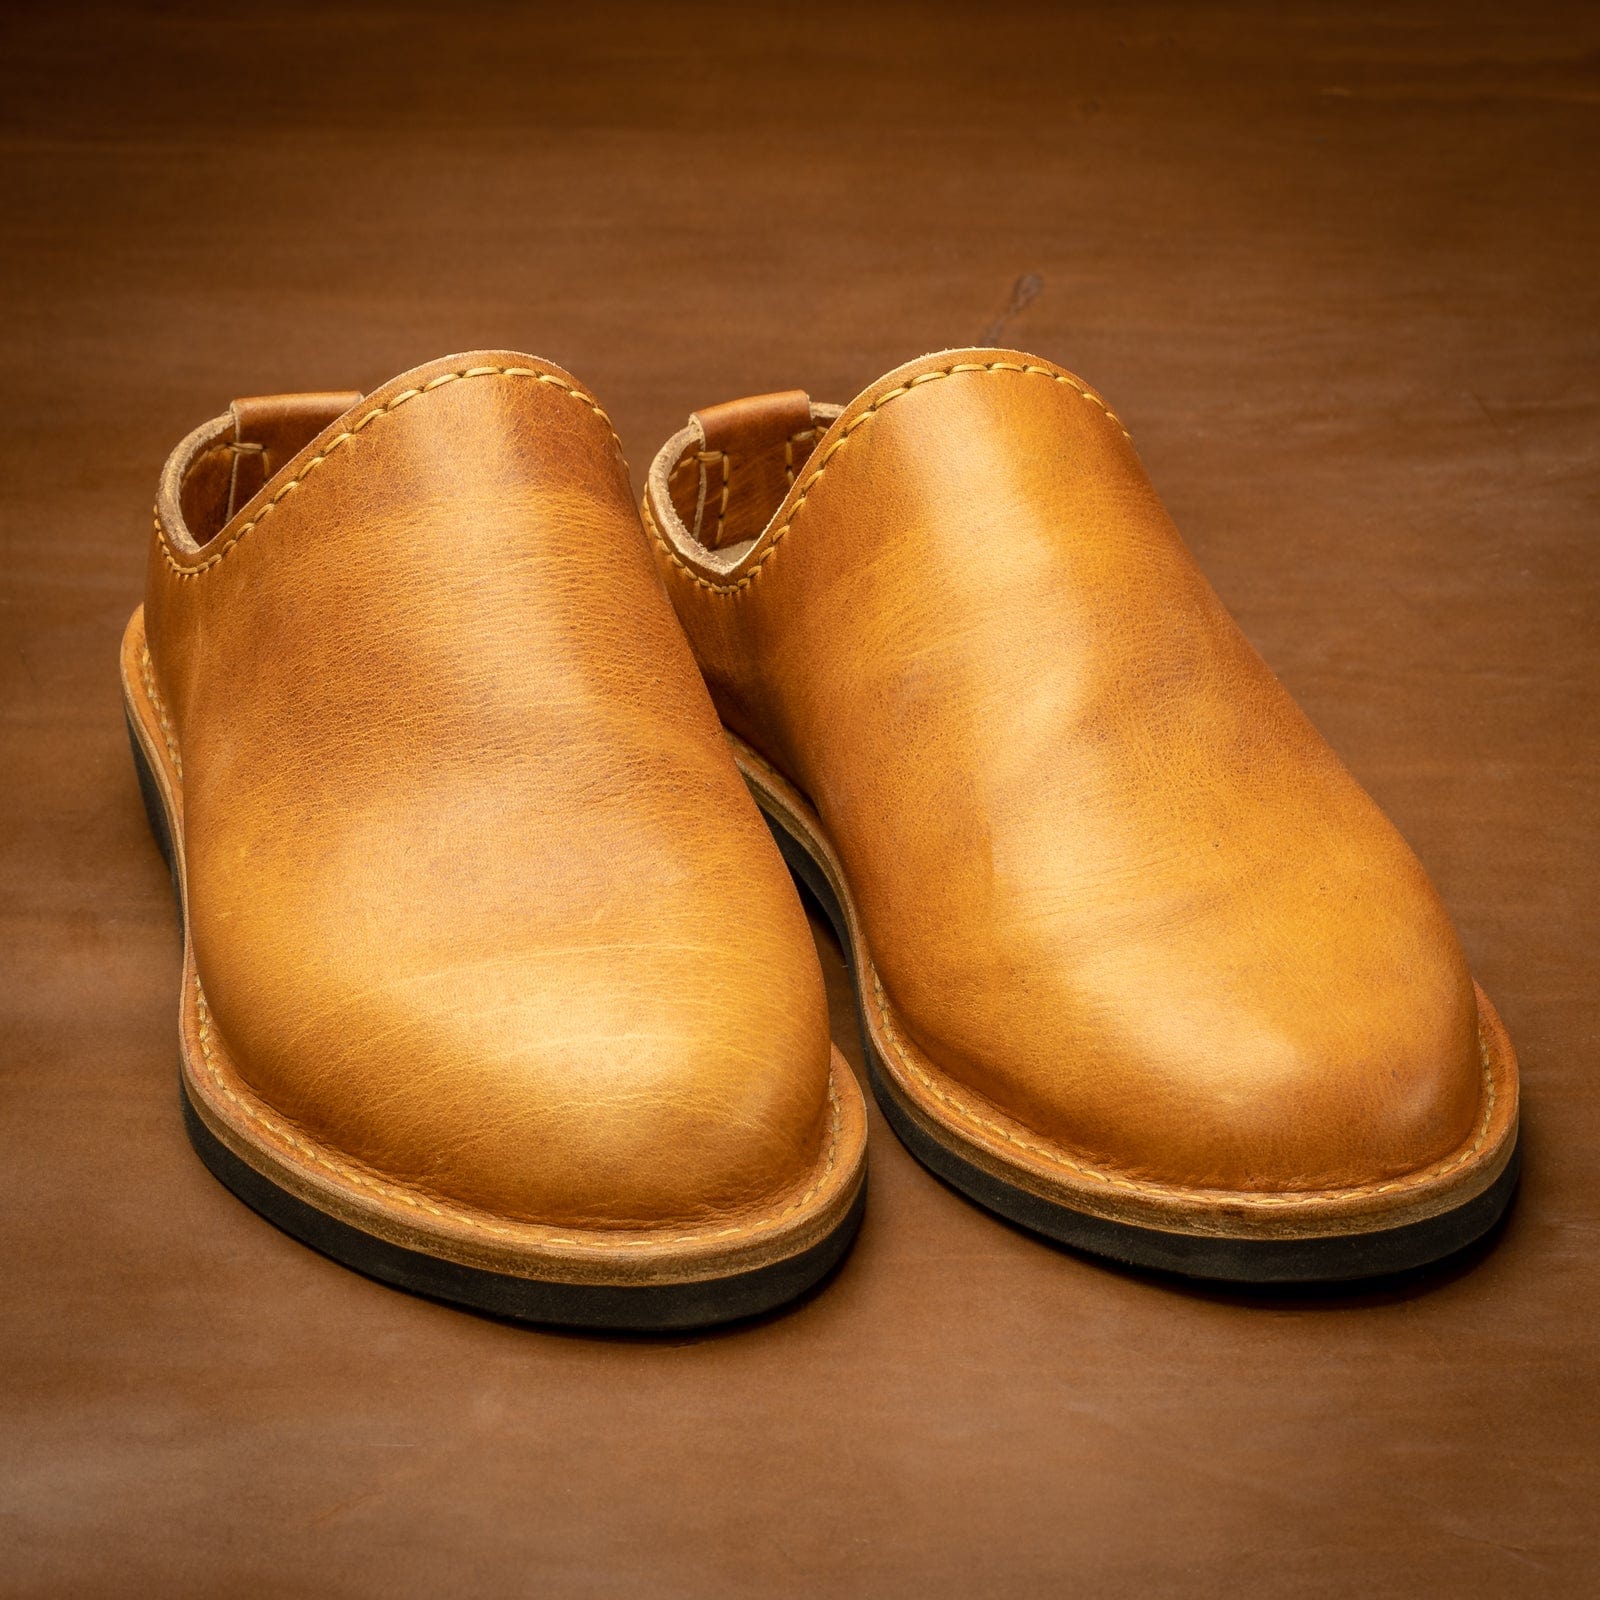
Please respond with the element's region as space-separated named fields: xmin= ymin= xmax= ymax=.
xmin=692 ymin=390 xmax=813 ymax=457
xmin=689 ymin=391 xmax=817 ymax=550
xmin=224 ymin=391 xmax=361 ymax=519
xmin=230 ymin=391 xmax=361 ymax=473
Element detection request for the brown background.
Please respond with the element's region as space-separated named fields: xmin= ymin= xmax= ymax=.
xmin=3 ymin=2 xmax=1597 ymax=1595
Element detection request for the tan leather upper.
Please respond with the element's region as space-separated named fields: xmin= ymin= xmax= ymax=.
xmin=645 ymin=349 xmax=1496 ymax=1196
xmin=143 ymin=353 xmax=839 ymax=1234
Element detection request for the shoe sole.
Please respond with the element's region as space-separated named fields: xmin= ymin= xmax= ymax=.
xmin=122 ymin=611 xmax=866 ymax=1331
xmin=732 ymin=736 xmax=1520 ymax=1284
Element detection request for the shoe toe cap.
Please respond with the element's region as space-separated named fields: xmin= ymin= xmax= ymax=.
xmin=199 ymin=932 xmax=840 ymax=1238
xmin=894 ymin=894 xmax=1489 ymax=1198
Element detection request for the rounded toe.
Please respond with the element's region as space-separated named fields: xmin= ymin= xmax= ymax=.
xmin=1121 ymin=980 xmax=1489 ymax=1197
xmin=331 ymin=1001 xmax=820 ymax=1236
xmin=891 ymin=931 xmax=1491 ymax=1206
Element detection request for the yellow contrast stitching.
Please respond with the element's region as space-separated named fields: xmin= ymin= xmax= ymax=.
xmin=714 ymin=452 xmax=731 ymax=544
xmin=868 ymin=970 xmax=1497 ymax=1204
xmin=784 ymin=427 xmax=816 ymax=489
xmin=157 ymin=366 xmax=623 ymax=580
xmin=648 ymin=361 xmax=1131 ymax=597
xmin=669 ymin=449 xmax=724 ymax=541
xmin=138 ymin=646 xmax=182 ymax=781
xmin=191 ymin=977 xmax=843 ymax=1248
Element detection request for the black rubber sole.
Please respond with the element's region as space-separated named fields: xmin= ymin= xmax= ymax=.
xmin=128 ymin=713 xmax=864 ymax=1331
xmin=756 ymin=800 xmax=1520 ymax=1285
xmin=180 ymin=1087 xmax=865 ymax=1331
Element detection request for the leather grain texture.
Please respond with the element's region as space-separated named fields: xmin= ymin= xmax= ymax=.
xmin=129 ymin=351 xmax=866 ymax=1282
xmin=3 ymin=2 xmax=1595 ymax=1595
xmin=646 ymin=351 xmax=1519 ymax=1237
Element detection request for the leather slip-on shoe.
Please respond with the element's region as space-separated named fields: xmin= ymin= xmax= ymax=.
xmin=641 ymin=351 xmax=1520 ymax=1284
xmin=122 ymin=353 xmax=867 ymax=1329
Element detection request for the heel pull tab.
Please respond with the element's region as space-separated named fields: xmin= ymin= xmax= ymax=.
xmin=225 ymin=391 xmax=361 ymax=519
xmin=689 ymin=390 xmax=816 ymax=550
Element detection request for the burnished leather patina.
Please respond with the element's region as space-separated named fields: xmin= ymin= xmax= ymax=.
xmin=643 ymin=349 xmax=1519 ymax=1279
xmin=123 ymin=352 xmax=867 ymax=1327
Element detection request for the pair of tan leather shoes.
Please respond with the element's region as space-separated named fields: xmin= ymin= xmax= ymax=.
xmin=123 ymin=350 xmax=1520 ymax=1329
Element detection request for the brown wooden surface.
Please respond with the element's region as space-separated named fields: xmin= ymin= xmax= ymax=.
xmin=3 ymin=3 xmax=1596 ymax=1594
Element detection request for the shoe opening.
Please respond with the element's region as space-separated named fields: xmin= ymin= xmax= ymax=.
xmin=651 ymin=389 xmax=843 ymax=567
xmin=161 ymin=391 xmax=360 ymax=553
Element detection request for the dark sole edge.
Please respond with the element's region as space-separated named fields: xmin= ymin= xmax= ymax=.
xmin=181 ymin=1087 xmax=865 ymax=1331
xmin=756 ymin=801 xmax=1520 ymax=1285
xmin=127 ymin=711 xmax=864 ymax=1331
